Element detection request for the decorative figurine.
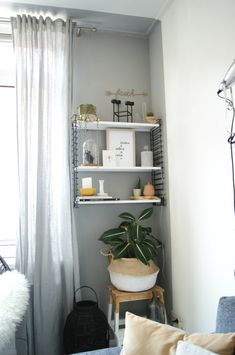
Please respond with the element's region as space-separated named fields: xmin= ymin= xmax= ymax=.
xmin=82 ymin=139 xmax=98 ymax=166
xmin=143 ymin=182 xmax=155 ymax=197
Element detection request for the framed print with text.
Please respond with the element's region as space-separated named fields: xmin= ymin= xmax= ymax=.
xmin=106 ymin=128 xmax=136 ymax=167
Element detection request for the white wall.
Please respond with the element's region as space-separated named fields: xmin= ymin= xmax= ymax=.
xmin=160 ymin=0 xmax=235 ymax=332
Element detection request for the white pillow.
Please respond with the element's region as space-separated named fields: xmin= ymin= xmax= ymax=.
xmin=0 ymin=270 xmax=29 ymax=351
xmin=176 ymin=341 xmax=219 ymax=355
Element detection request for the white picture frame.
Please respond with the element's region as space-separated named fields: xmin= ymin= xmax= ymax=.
xmin=106 ymin=128 xmax=136 ymax=167
xmin=102 ymin=150 xmax=117 ymax=167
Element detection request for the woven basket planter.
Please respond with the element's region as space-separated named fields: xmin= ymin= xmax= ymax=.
xmin=108 ymin=258 xmax=159 ymax=292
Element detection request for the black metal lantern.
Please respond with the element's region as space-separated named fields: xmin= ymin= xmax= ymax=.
xmin=64 ymin=286 xmax=110 ymax=354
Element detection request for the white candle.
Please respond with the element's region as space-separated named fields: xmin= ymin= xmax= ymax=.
xmin=82 ymin=177 xmax=92 ymax=188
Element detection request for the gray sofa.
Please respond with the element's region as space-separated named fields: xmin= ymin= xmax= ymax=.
xmin=73 ymin=296 xmax=235 ymax=355
xmin=74 ymin=348 xmax=121 ymax=355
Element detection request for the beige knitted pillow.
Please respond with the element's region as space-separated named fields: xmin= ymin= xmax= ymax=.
xmin=120 ymin=312 xmax=235 ymax=355
xmin=121 ymin=312 xmax=185 ymax=355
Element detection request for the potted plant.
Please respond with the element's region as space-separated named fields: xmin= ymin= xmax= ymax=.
xmin=146 ymin=111 xmax=156 ymax=124
xmin=133 ymin=176 xmax=141 ymax=197
xmin=99 ymin=207 xmax=162 ymax=291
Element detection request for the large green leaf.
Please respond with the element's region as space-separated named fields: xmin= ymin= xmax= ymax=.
xmin=119 ymin=221 xmax=131 ymax=231
xmin=143 ymin=238 xmax=156 ymax=249
xmin=142 ymin=226 xmax=152 ymax=234
xmin=138 ymin=208 xmax=153 ymax=221
xmin=119 ymin=211 xmax=136 ymax=221
xmin=112 ymin=242 xmax=130 ymax=259
xmin=142 ymin=239 xmax=157 ymax=258
xmin=107 ymin=237 xmax=125 ymax=246
xmin=132 ymin=243 xmax=149 ymax=265
xmin=141 ymin=243 xmax=155 ymax=260
xmin=130 ymin=223 xmax=141 ymax=242
xmin=131 ymin=225 xmax=148 ymax=243
xmin=99 ymin=228 xmax=125 ymax=244
xmin=148 ymin=234 xmax=162 ymax=248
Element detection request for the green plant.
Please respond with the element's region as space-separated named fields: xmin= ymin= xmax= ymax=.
xmin=99 ymin=208 xmax=162 ymax=265
xmin=134 ymin=176 xmax=141 ymax=189
xmin=147 ymin=112 xmax=154 ymax=116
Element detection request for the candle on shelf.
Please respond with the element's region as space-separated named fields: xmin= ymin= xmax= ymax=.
xmin=141 ymin=146 xmax=153 ymax=167
xmin=80 ymin=177 xmax=96 ymax=196
xmin=82 ymin=177 xmax=92 ymax=188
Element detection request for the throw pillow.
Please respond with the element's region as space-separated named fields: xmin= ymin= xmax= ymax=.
xmin=121 ymin=312 xmax=235 ymax=355
xmin=184 ymin=332 xmax=235 ymax=355
xmin=176 ymin=341 xmax=219 ymax=355
xmin=120 ymin=312 xmax=186 ymax=355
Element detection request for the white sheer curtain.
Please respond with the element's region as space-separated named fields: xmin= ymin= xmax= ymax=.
xmin=11 ymin=15 xmax=78 ymax=355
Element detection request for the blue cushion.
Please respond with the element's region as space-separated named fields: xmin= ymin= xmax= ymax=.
xmin=216 ymin=296 xmax=235 ymax=333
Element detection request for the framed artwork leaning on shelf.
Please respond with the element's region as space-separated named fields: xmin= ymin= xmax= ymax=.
xmin=106 ymin=128 xmax=136 ymax=167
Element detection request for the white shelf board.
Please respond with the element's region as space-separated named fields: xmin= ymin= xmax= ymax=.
xmin=77 ymin=199 xmax=161 ymax=205
xmin=75 ymin=166 xmax=161 ymax=172
xmin=73 ymin=120 xmax=159 ymax=132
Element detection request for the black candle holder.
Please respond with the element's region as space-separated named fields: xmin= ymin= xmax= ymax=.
xmin=111 ymin=99 xmax=134 ymax=122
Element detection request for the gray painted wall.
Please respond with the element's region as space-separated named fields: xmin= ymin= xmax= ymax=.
xmin=73 ymin=31 xmax=152 ymax=121
xmin=72 ymin=29 xmax=168 ymax=316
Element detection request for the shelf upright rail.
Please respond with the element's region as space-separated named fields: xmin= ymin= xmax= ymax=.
xmin=151 ymin=119 xmax=165 ymax=205
xmin=71 ymin=117 xmax=80 ymax=207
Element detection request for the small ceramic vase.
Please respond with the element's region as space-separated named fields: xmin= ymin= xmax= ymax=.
xmin=143 ymin=182 xmax=155 ymax=197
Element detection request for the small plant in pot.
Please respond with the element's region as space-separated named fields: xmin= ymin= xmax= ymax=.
xmin=133 ymin=176 xmax=141 ymax=198
xmin=146 ymin=111 xmax=156 ymax=124
xmin=99 ymin=207 xmax=162 ymax=291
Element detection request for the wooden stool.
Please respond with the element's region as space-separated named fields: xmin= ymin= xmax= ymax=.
xmin=107 ymin=285 xmax=165 ymax=341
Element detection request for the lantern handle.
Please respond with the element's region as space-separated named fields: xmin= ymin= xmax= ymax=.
xmin=74 ymin=285 xmax=98 ymax=304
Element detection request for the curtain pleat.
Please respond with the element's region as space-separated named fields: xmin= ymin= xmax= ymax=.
xmin=11 ymin=14 xmax=78 ymax=355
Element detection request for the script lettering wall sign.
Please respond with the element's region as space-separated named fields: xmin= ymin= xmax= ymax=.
xmin=105 ymin=89 xmax=148 ymax=98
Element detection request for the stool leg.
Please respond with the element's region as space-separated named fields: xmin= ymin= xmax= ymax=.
xmin=154 ymin=286 xmax=167 ymax=324
xmin=107 ymin=287 xmax=113 ymax=325
xmin=108 ymin=303 xmax=112 ymax=324
xmin=114 ymin=312 xmax=119 ymax=333
xmin=114 ymin=298 xmax=120 ymax=343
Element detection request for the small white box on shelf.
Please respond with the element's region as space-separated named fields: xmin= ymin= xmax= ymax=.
xmin=102 ymin=150 xmax=117 ymax=167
